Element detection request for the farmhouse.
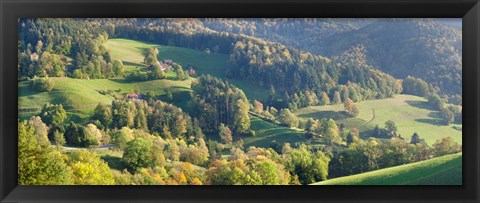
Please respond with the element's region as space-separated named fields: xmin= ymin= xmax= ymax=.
xmin=163 ymin=59 xmax=173 ymax=65
xmin=147 ymin=61 xmax=169 ymax=71
xmin=126 ymin=93 xmax=139 ymax=100
xmin=160 ymin=63 xmax=169 ymax=71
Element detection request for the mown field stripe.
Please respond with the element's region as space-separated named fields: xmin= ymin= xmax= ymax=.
xmin=312 ymin=153 xmax=462 ymax=185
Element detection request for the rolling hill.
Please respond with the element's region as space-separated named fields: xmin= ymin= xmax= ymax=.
xmin=241 ymin=116 xmax=307 ymax=148
xmin=322 ymin=19 xmax=462 ymax=97
xmin=17 ymin=18 xmax=463 ymax=186
xmin=295 ymin=94 xmax=462 ymax=145
xmin=312 ymin=153 xmax=462 ymax=185
xmin=18 ymin=77 xmax=192 ymax=122
xmin=104 ymin=38 xmax=229 ymax=77
xmin=19 ymin=38 xmax=462 ymax=149
xmin=19 ymin=39 xmax=462 ymax=147
xmin=19 ymin=38 xmax=271 ymax=123
xmin=201 ymin=18 xmax=364 ymax=55
xmin=104 ymin=38 xmax=270 ymax=101
xmin=203 ymin=18 xmax=462 ymax=98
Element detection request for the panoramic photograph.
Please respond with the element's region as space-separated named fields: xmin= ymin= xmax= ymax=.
xmin=18 ymin=18 xmax=462 ymax=185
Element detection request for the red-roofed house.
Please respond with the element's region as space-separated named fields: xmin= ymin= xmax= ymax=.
xmin=126 ymin=93 xmax=139 ymax=100
xmin=163 ymin=59 xmax=173 ymax=65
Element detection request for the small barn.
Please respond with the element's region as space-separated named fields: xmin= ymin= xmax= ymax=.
xmin=163 ymin=59 xmax=173 ymax=65
xmin=160 ymin=63 xmax=169 ymax=71
xmin=126 ymin=93 xmax=139 ymax=100
xmin=147 ymin=61 xmax=169 ymax=72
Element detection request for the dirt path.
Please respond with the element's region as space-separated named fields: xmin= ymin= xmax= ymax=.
xmin=56 ymin=144 xmax=115 ymax=151
xmin=360 ymin=108 xmax=375 ymax=126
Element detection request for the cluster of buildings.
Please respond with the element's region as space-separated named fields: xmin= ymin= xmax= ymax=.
xmin=147 ymin=59 xmax=174 ymax=72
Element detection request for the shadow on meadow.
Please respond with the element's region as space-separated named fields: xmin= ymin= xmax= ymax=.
xmin=415 ymin=118 xmax=442 ymax=126
xmin=297 ymin=110 xmax=349 ymax=121
xmin=100 ymin=155 xmax=125 ymax=171
xmin=122 ymin=60 xmax=146 ymax=68
xmin=405 ymin=100 xmax=434 ymax=110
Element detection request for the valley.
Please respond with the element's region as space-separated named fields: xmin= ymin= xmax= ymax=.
xmin=17 ymin=18 xmax=463 ymax=186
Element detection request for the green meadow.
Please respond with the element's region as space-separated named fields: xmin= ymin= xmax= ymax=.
xmin=312 ymin=153 xmax=462 ymax=185
xmin=19 ymin=38 xmax=227 ymax=122
xmin=241 ymin=116 xmax=307 ymax=148
xmin=18 ymin=77 xmax=192 ymax=122
xmin=104 ymin=38 xmax=270 ymax=101
xmin=295 ymin=94 xmax=462 ymax=145
xmin=19 ymin=39 xmax=462 ymax=149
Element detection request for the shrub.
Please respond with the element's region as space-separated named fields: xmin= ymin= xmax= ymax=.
xmin=30 ymin=76 xmax=55 ymax=92
xmin=40 ymin=103 xmax=67 ymax=126
xmin=125 ymin=71 xmax=149 ymax=81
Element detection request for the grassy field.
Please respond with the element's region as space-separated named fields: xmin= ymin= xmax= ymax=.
xmin=312 ymin=153 xmax=462 ymax=185
xmin=104 ymin=38 xmax=270 ymax=101
xmin=19 ymin=38 xmax=272 ymax=123
xmin=105 ymin=38 xmax=228 ymax=76
xmin=295 ymin=94 xmax=462 ymax=145
xmin=19 ymin=77 xmax=192 ymax=122
xmin=240 ymin=116 xmax=307 ymax=148
xmin=21 ymin=39 xmax=461 ymax=148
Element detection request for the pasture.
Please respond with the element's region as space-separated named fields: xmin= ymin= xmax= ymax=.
xmin=241 ymin=116 xmax=307 ymax=148
xmin=104 ymin=38 xmax=270 ymax=101
xmin=19 ymin=38 xmax=272 ymax=123
xmin=295 ymin=94 xmax=462 ymax=145
xmin=18 ymin=77 xmax=192 ymax=122
xmin=312 ymin=153 xmax=462 ymax=185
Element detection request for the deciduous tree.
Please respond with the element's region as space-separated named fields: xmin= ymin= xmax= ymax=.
xmin=67 ymin=150 xmax=115 ymax=185
xmin=123 ymin=138 xmax=155 ymax=171
xmin=219 ymin=123 xmax=233 ymax=145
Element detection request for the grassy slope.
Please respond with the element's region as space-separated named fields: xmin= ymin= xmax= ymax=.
xmin=104 ymin=38 xmax=270 ymax=101
xmin=295 ymin=94 xmax=462 ymax=145
xmin=312 ymin=153 xmax=462 ymax=185
xmin=20 ymin=38 xmax=233 ymax=121
xmin=20 ymin=38 xmax=269 ymax=122
xmin=21 ymin=39 xmax=461 ymax=147
xmin=241 ymin=116 xmax=307 ymax=148
xmin=19 ymin=77 xmax=192 ymax=122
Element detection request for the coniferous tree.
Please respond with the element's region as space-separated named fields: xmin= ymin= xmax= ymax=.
xmin=410 ymin=132 xmax=421 ymax=144
xmin=332 ymin=91 xmax=342 ymax=104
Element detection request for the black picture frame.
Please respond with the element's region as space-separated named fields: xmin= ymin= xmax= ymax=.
xmin=1 ymin=0 xmax=479 ymax=202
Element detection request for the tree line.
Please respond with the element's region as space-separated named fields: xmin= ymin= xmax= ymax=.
xmin=191 ymin=75 xmax=251 ymax=135
xmin=18 ymin=113 xmax=332 ymax=185
xmin=18 ymin=19 xmax=124 ymax=80
xmin=19 ymin=97 xmax=461 ymax=185
xmin=227 ymin=39 xmax=403 ymax=110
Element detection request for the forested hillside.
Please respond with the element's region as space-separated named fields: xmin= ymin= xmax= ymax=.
xmin=17 ymin=18 xmax=462 ymax=185
xmin=322 ymin=19 xmax=462 ymax=101
xmin=202 ymin=18 xmax=366 ymax=54
xmin=202 ymin=18 xmax=462 ymax=103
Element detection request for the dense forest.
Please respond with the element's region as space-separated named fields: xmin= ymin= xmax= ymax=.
xmin=227 ymin=38 xmax=403 ymax=109
xmin=18 ymin=18 xmax=462 ymax=185
xmin=202 ymin=18 xmax=462 ymax=104
xmin=202 ymin=18 xmax=366 ymax=54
